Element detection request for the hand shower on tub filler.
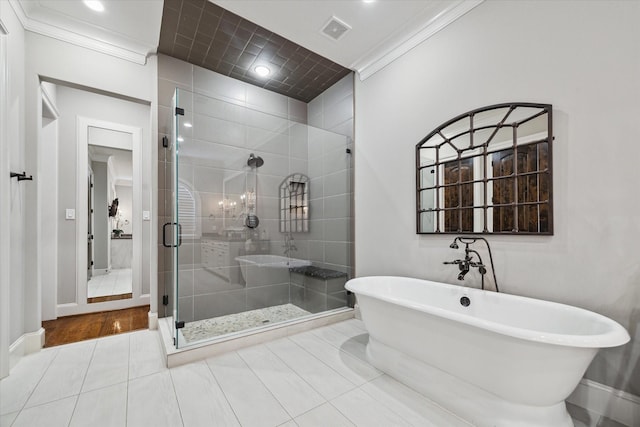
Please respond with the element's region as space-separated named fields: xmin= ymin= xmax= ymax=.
xmin=443 ymin=236 xmax=499 ymax=292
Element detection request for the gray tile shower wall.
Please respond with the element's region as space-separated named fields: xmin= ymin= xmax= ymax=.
xmin=157 ymin=54 xmax=310 ymax=320
xmin=304 ymin=74 xmax=355 ymax=278
xmin=158 ymin=54 xmax=354 ymax=325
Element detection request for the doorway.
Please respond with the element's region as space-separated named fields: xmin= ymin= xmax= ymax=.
xmin=38 ymin=82 xmax=151 ymax=324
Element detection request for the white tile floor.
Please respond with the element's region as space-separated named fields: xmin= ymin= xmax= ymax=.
xmin=0 ymin=319 xmax=610 ymax=427
xmin=87 ymin=268 xmax=132 ymax=298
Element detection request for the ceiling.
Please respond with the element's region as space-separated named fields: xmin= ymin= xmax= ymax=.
xmin=12 ymin=0 xmax=483 ymax=101
xmin=214 ymin=0 xmax=481 ymax=78
xmin=158 ymin=0 xmax=351 ymax=103
xmin=14 ymin=0 xmax=163 ymax=63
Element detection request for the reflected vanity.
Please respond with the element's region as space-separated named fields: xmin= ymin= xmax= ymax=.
xmin=416 ymin=103 xmax=553 ymax=234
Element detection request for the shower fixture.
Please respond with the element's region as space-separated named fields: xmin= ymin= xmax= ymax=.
xmin=247 ymin=153 xmax=264 ymax=168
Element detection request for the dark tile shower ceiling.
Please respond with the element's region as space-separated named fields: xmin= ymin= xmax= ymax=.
xmin=158 ymin=0 xmax=352 ymax=103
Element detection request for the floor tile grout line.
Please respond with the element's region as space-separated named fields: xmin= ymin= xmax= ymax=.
xmin=13 ymin=347 xmax=61 ymax=416
xmin=293 ymin=330 xmax=382 ymax=382
xmin=202 ymin=355 xmax=247 ymax=427
xmin=68 ymin=337 xmax=131 ymax=426
xmin=308 ymin=326 xmax=370 ymax=362
xmin=67 ymin=339 xmax=98 ymax=424
xmin=234 ymin=349 xmax=297 ymax=420
xmin=125 ymin=333 xmax=131 ymax=427
xmin=357 ymin=374 xmax=471 ymax=427
xmin=287 ymin=385 xmax=358 ymax=426
xmin=326 ymin=393 xmax=361 ymax=427
xmin=5 ymin=320 xmax=591 ymax=427
xmin=248 ymin=342 xmax=331 ymax=419
xmin=284 ymin=335 xmax=363 ymax=387
xmin=310 ymin=327 xmax=467 ymax=424
xmin=12 ymin=393 xmax=80 ymax=421
xmin=263 ymin=337 xmax=358 ymax=401
xmin=327 ymin=320 xmax=368 ymax=340
xmin=167 ymin=368 xmax=186 ymax=427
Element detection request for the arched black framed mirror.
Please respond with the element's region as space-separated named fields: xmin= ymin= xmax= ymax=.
xmin=416 ymin=103 xmax=553 ymax=234
xmin=280 ymin=173 xmax=310 ymax=233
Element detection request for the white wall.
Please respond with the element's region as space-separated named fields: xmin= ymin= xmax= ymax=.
xmin=354 ymin=0 xmax=640 ymax=396
xmin=55 ymin=85 xmax=150 ymax=306
xmin=0 ymin=24 xmax=158 ymax=366
xmin=22 ymin=30 xmax=157 ymax=327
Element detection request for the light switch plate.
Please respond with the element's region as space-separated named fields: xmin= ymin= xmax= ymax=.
xmin=65 ymin=209 xmax=75 ymax=220
xmin=142 ymin=210 xmax=150 ymax=221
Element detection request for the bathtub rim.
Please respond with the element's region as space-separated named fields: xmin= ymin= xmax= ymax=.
xmin=346 ymin=275 xmax=630 ymax=349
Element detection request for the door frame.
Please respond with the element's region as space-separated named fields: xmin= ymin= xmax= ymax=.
xmin=57 ymin=117 xmax=147 ymax=316
xmin=87 ymin=164 xmax=94 ymax=280
xmin=0 ymin=16 xmax=10 ymax=379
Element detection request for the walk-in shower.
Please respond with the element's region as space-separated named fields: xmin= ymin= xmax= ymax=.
xmin=162 ymin=88 xmax=353 ymax=348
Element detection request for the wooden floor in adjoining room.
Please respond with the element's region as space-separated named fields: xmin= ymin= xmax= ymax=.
xmin=42 ymin=305 xmax=149 ymax=347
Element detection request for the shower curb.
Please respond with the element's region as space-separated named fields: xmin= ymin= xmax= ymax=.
xmin=158 ymin=308 xmax=354 ymax=368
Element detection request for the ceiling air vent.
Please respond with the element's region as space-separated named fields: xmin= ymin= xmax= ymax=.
xmin=321 ymin=16 xmax=351 ymax=41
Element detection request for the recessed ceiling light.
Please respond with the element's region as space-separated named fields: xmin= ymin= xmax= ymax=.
xmin=177 ymin=136 xmax=184 ymax=142
xmin=254 ymin=65 xmax=271 ymax=77
xmin=183 ymin=122 xmax=192 ymax=128
xmin=83 ymin=0 xmax=105 ymax=12
xmin=363 ymin=0 xmax=376 ymax=3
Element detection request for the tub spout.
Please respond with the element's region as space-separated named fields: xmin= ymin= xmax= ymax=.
xmin=457 ymin=262 xmax=470 ymax=280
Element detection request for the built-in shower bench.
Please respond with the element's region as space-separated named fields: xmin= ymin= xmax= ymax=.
xmin=289 ymin=266 xmax=349 ymax=313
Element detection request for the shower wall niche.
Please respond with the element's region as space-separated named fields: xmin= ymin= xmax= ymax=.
xmin=157 ymin=55 xmax=354 ymax=347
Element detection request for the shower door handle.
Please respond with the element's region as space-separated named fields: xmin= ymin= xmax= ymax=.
xmin=162 ymin=222 xmax=172 ymax=247
xmin=162 ymin=222 xmax=182 ymax=248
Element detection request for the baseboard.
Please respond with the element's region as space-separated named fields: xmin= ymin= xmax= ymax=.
xmin=148 ymin=311 xmax=158 ymax=330
xmin=9 ymin=328 xmax=45 ymax=370
xmin=567 ymin=378 xmax=640 ymax=426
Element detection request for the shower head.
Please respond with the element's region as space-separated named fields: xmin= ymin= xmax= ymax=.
xmin=449 ymin=240 xmax=459 ymax=249
xmin=247 ymin=153 xmax=264 ymax=168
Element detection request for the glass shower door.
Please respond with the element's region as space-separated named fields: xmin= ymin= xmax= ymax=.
xmin=171 ymin=88 xmax=194 ymax=348
xmin=165 ymin=89 xmax=182 ymax=347
xmin=166 ymin=87 xmax=353 ymax=348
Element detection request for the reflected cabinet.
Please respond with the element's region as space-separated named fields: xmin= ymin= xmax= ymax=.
xmin=416 ymin=103 xmax=553 ymax=234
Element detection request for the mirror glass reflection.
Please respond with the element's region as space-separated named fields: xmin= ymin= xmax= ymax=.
xmin=87 ymin=142 xmax=133 ymax=302
xmin=416 ymin=103 xmax=553 ymax=234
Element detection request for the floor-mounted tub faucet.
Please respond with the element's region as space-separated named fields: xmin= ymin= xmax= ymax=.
xmin=444 ymin=236 xmax=499 ymax=292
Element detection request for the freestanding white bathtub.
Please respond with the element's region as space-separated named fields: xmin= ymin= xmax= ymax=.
xmin=345 ymin=276 xmax=630 ymax=427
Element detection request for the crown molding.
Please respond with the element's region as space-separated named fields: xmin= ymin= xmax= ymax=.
xmin=8 ymin=0 xmax=148 ymax=65
xmin=0 ymin=18 xmax=8 ymax=35
xmin=355 ymin=0 xmax=484 ymax=81
xmin=41 ymin=83 xmax=60 ymax=120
